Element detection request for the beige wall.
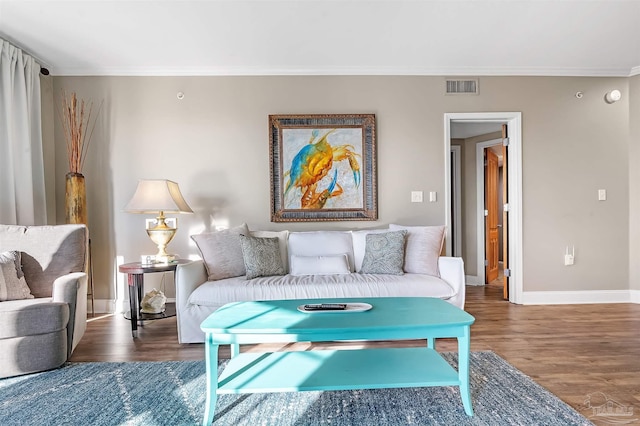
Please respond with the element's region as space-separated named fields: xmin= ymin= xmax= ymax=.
xmin=47 ymin=76 xmax=630 ymax=304
xmin=630 ymin=75 xmax=640 ymax=292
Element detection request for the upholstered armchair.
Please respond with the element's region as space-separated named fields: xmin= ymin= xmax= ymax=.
xmin=0 ymin=224 xmax=88 ymax=378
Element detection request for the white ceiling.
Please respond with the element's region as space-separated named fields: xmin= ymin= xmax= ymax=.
xmin=1 ymin=0 xmax=639 ymax=77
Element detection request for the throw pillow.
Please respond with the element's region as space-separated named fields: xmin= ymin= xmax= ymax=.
xmin=0 ymin=251 xmax=34 ymax=301
xmin=288 ymin=231 xmax=355 ymax=272
xmin=290 ymin=254 xmax=351 ymax=276
xmin=359 ymin=231 xmax=407 ymax=275
xmin=352 ymin=228 xmax=390 ymax=272
xmin=389 ymin=224 xmax=446 ymax=277
xmin=191 ymin=223 xmax=248 ymax=281
xmin=239 ymin=234 xmax=286 ymax=279
xmin=249 ymin=230 xmax=289 ymax=273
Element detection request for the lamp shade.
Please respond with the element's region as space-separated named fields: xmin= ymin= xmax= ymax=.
xmin=124 ymin=180 xmax=193 ymax=214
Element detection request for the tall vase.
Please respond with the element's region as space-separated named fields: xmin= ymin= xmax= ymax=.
xmin=65 ymin=172 xmax=88 ymax=225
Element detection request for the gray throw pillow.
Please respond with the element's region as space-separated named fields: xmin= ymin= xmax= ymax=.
xmin=239 ymin=234 xmax=285 ymax=280
xmin=191 ymin=224 xmax=248 ymax=281
xmin=359 ymin=230 xmax=407 ymax=275
xmin=0 ymin=251 xmax=34 ymax=301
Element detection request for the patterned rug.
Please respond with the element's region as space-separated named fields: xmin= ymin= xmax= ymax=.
xmin=0 ymin=351 xmax=591 ymax=425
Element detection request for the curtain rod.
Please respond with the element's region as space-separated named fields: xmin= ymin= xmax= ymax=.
xmin=0 ymin=35 xmax=50 ymax=75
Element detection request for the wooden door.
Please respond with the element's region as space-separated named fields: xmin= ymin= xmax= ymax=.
xmin=485 ymin=148 xmax=499 ymax=283
xmin=502 ymin=125 xmax=509 ymax=300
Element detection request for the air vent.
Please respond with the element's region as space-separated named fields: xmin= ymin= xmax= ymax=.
xmin=445 ymin=78 xmax=479 ymax=95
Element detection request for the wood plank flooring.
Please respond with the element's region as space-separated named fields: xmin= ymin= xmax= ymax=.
xmin=70 ymin=286 xmax=640 ymax=424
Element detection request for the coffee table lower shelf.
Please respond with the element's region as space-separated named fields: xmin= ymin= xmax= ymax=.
xmin=218 ymin=347 xmax=460 ymax=393
xmin=205 ymin=346 xmax=471 ymax=424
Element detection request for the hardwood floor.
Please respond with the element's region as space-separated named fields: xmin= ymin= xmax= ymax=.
xmin=70 ymin=286 xmax=640 ymax=424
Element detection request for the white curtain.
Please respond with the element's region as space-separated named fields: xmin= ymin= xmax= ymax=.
xmin=0 ymin=38 xmax=47 ymax=225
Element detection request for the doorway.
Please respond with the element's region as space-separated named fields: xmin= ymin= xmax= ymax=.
xmin=444 ymin=113 xmax=523 ymax=304
xmin=478 ymin=140 xmax=504 ymax=288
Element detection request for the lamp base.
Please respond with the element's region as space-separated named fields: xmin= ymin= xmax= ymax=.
xmin=155 ymin=254 xmax=177 ymax=264
xmin=146 ymin=214 xmax=178 ymax=264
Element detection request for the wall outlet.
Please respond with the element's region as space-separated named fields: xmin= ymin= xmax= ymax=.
xmin=411 ymin=191 xmax=423 ymax=203
xmin=564 ymin=254 xmax=574 ymax=266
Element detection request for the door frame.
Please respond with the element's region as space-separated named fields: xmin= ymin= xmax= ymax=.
xmin=444 ymin=112 xmax=523 ymax=304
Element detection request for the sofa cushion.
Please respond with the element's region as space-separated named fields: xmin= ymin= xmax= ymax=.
xmin=290 ymin=254 xmax=351 ymax=276
xmin=191 ymin=224 xmax=248 ymax=281
xmin=0 ymin=224 xmax=87 ymax=298
xmin=389 ymin=224 xmax=445 ymax=277
xmin=0 ymin=299 xmax=69 ymax=339
xmin=0 ymin=251 xmax=34 ymax=301
xmin=249 ymin=230 xmax=289 ymax=273
xmin=188 ymin=273 xmax=457 ymax=310
xmin=359 ymin=231 xmax=407 ymax=275
xmin=288 ymin=231 xmax=355 ymax=272
xmin=239 ymin=234 xmax=285 ymax=279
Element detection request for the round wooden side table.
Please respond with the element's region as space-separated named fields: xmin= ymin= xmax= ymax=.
xmin=119 ymin=259 xmax=191 ymax=338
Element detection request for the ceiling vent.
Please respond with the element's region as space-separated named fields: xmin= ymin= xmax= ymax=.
xmin=445 ymin=78 xmax=479 ymax=95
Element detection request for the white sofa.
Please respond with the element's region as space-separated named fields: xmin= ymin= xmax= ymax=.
xmin=175 ymin=225 xmax=465 ymax=343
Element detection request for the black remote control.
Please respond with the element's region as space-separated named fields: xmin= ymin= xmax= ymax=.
xmin=303 ymin=303 xmax=347 ymax=311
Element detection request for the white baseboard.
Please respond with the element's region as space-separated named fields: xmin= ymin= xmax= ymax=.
xmin=89 ymin=299 xmax=116 ymax=314
xmin=521 ymin=290 xmax=637 ymax=305
xmin=89 ymin=298 xmax=176 ymax=314
xmin=465 ymin=275 xmax=483 ymax=286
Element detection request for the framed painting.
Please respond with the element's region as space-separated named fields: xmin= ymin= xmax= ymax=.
xmin=269 ymin=114 xmax=377 ymax=222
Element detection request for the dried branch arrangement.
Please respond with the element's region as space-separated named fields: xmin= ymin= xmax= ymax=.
xmin=59 ymin=91 xmax=101 ymax=174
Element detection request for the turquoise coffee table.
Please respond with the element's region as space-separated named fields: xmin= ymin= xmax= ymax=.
xmin=200 ymin=297 xmax=475 ymax=425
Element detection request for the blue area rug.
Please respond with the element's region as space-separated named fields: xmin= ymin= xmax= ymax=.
xmin=0 ymin=351 xmax=591 ymax=425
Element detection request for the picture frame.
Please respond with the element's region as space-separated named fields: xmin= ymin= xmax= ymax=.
xmin=269 ymin=114 xmax=377 ymax=222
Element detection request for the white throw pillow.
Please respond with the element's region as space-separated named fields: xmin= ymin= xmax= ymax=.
xmin=290 ymin=254 xmax=351 ymax=276
xmin=352 ymin=228 xmax=391 ymax=272
xmin=388 ymin=224 xmax=446 ymax=277
xmin=249 ymin=230 xmax=289 ymax=273
xmin=191 ymin=223 xmax=249 ymax=281
xmin=288 ymin=231 xmax=355 ymax=272
xmin=0 ymin=251 xmax=34 ymax=301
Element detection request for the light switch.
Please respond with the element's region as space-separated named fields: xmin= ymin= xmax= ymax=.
xmin=411 ymin=191 xmax=423 ymax=203
xmin=598 ymin=189 xmax=606 ymax=201
xmin=429 ymin=191 xmax=437 ymax=202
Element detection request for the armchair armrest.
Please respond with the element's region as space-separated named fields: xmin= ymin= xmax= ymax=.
xmin=438 ymin=257 xmax=466 ymax=309
xmin=52 ymin=272 xmax=87 ymax=357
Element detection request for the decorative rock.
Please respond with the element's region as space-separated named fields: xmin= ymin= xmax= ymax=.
xmin=140 ymin=288 xmax=167 ymax=314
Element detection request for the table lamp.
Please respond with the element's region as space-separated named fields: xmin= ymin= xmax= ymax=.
xmin=124 ymin=179 xmax=193 ymax=263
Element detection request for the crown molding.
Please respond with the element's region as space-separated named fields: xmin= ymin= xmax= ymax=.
xmin=49 ymin=65 xmax=638 ymax=78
